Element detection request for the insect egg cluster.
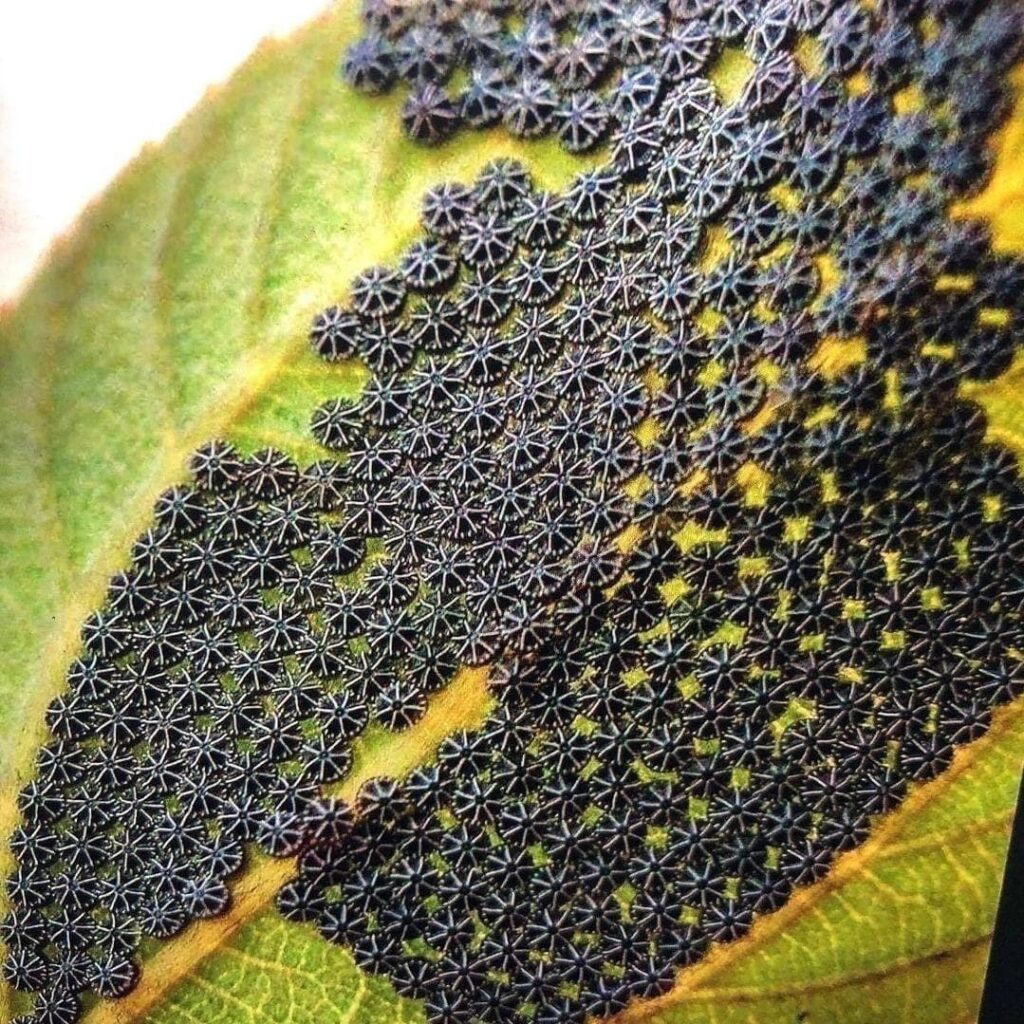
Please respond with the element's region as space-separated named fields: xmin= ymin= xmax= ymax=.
xmin=4 ymin=1 xmax=1024 ymax=1023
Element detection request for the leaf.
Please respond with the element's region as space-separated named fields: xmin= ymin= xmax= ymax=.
xmin=0 ymin=4 xmax=578 ymax=1017
xmin=2 ymin=6 xmax=1024 ymax=1024
xmin=140 ymin=912 xmax=421 ymax=1024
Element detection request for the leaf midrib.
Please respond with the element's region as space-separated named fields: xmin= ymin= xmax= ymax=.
xmin=80 ymin=667 xmax=492 ymax=1024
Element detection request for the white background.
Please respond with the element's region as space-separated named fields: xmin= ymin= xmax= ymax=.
xmin=0 ymin=1 xmax=330 ymax=301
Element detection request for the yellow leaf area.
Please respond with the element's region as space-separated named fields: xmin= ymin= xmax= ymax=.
xmin=954 ymin=64 xmax=1024 ymax=255
xmin=962 ymin=64 xmax=1024 ymax=464
xmin=617 ymin=57 xmax=1024 ymax=1024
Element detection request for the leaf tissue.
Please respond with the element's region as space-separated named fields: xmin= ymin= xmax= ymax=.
xmin=3 ymin=3 xmax=1024 ymax=1024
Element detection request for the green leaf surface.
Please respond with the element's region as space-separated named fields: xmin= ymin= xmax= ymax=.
xmin=2 ymin=5 xmax=1024 ymax=1024
xmin=144 ymin=913 xmax=422 ymax=1024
